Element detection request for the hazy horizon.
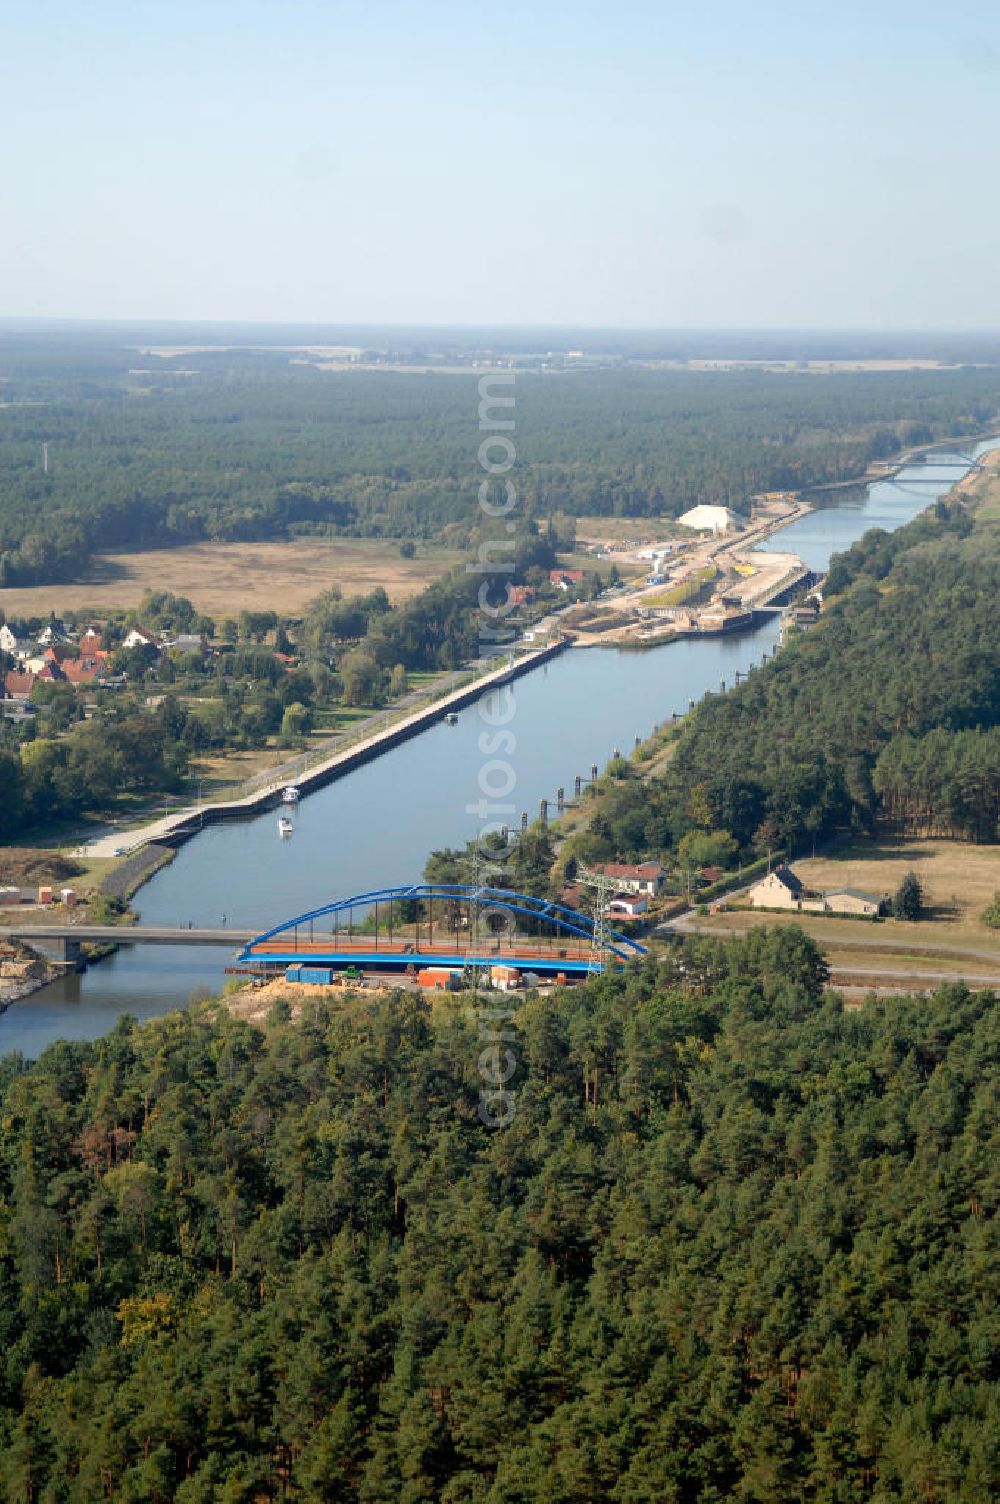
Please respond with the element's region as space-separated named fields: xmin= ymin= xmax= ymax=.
xmin=3 ymin=1 xmax=999 ymax=329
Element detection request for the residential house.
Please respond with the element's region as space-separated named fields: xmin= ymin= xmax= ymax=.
xmin=824 ymin=888 xmax=882 ymax=918
xmin=122 ymin=627 xmax=159 ymax=651
xmin=62 ymin=655 xmax=108 ymax=687
xmin=37 ymin=618 xmax=71 ymax=646
xmin=79 ymin=628 xmax=104 ymax=655
xmin=608 ymin=892 xmax=648 ymax=917
xmin=3 ymin=670 xmax=36 ymax=701
xmin=0 ymin=625 xmax=33 ymax=659
xmin=0 ymin=699 xmax=36 ymax=721
xmin=748 ymin=866 xmax=806 ymax=910
xmin=165 ymin=633 xmax=208 ymax=655
xmin=749 ymin=866 xmax=882 ymax=917
xmin=549 ymin=568 xmax=585 ymax=590
xmin=595 ymin=862 xmax=666 ymax=897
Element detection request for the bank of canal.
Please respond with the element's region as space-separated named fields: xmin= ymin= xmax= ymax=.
xmin=4 ymin=441 xmax=996 ymax=1057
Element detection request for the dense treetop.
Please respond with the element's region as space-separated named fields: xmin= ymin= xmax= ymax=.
xmin=0 ymin=933 xmax=995 ymax=1501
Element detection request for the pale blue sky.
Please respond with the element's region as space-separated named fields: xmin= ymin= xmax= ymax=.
xmin=2 ymin=0 xmax=998 ymax=327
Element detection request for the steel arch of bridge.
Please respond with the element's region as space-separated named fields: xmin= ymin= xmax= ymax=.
xmin=238 ymin=884 xmax=647 ymax=966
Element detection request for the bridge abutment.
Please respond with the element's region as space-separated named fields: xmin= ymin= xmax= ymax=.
xmin=22 ymin=936 xmax=85 ymax=969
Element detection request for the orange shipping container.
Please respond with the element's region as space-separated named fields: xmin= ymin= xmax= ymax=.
xmin=417 ymin=968 xmax=459 ymax=991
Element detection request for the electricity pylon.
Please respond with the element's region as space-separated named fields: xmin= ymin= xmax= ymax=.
xmin=576 ymin=867 xmax=617 ymax=973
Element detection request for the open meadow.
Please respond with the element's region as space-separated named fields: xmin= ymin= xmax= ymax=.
xmin=0 ymin=537 xmax=460 ymax=619
xmin=697 ymin=838 xmax=1000 ymax=976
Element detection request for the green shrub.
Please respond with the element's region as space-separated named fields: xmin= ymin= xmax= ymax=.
xmin=982 ymin=892 xmax=1000 ymax=928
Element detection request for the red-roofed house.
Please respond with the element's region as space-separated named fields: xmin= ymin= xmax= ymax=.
xmin=62 ymin=656 xmax=108 ymax=686
xmin=608 ymin=892 xmax=648 ymax=917
xmin=594 ymin=862 xmax=666 ymax=896
xmin=558 ymin=884 xmax=583 ymax=911
xmin=4 ymin=670 xmax=36 ymax=701
xmin=79 ymin=629 xmax=104 ymax=655
xmin=549 ymin=569 xmax=585 ymax=589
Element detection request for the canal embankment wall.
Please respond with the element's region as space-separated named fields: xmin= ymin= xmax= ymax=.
xmin=131 ymin=640 xmax=570 ymax=857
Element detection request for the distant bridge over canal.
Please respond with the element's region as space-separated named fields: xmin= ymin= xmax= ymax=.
xmin=0 ymin=925 xmax=252 ymax=966
xmin=874 ymin=452 xmax=986 ymax=481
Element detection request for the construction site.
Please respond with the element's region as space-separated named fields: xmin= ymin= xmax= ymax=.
xmin=560 ymin=492 xmax=818 ymax=646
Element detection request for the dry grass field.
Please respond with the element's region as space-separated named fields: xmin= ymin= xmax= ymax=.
xmin=703 ymin=838 xmax=1000 ymax=960
xmin=0 ymin=538 xmax=460 ymax=618
xmin=574 ymin=516 xmax=684 ymax=547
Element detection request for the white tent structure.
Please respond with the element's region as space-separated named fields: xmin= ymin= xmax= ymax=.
xmin=677 ymin=504 xmax=736 ymax=533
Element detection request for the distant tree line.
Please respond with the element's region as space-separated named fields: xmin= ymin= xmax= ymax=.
xmin=2 ymin=344 xmax=999 ymax=585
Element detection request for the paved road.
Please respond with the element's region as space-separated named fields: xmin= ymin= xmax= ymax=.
xmin=831 ymin=966 xmax=1000 ymax=988
xmin=658 ymin=915 xmax=1000 ymax=989
xmin=660 ymin=915 xmax=1000 ymax=968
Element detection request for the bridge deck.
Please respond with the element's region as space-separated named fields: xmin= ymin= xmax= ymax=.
xmin=0 ymin=925 xmax=251 ymax=946
xmin=244 ymin=936 xmax=603 ymax=974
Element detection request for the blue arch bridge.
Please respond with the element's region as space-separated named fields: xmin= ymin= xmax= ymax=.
xmin=237 ymin=884 xmax=647 ymax=981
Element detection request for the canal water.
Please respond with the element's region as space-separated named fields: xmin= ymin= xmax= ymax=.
xmin=4 ymin=441 xmax=995 ymax=1056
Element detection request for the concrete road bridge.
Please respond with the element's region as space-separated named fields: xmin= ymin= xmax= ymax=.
xmin=0 ymin=924 xmax=251 ymax=966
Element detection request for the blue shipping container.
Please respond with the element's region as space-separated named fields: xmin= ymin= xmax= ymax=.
xmin=284 ymin=966 xmax=302 ymax=982
xmin=299 ymin=967 xmax=333 ymax=985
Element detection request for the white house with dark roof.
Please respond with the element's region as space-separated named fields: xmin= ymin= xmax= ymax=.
xmin=0 ymin=625 xmax=33 ymax=660
xmin=122 ymin=627 xmax=159 ymax=651
xmin=37 ymin=618 xmax=71 ymax=646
